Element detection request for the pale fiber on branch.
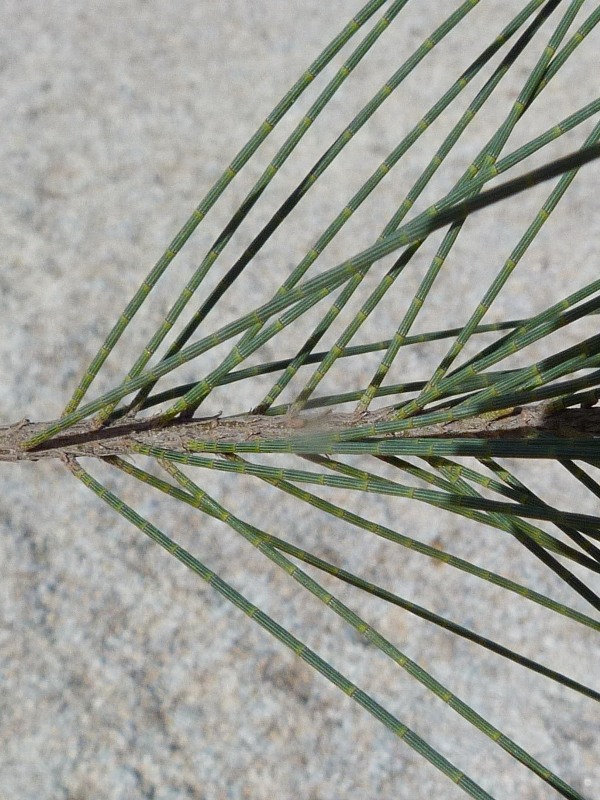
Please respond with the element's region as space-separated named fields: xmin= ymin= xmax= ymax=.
xmin=1 ymin=402 xmax=597 ymax=462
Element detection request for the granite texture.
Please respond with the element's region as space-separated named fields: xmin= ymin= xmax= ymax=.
xmin=1 ymin=2 xmax=599 ymax=798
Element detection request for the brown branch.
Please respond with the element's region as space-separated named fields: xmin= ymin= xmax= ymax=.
xmin=1 ymin=401 xmax=599 ymax=463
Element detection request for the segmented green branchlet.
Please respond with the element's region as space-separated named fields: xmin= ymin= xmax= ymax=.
xmin=356 ymin=34 xmax=575 ymax=412
xmin=378 ymin=4 xmax=600 ymax=416
xmin=243 ymin=456 xmax=600 ymax=700
xmin=269 ymin=369 xmax=518 ymax=414
xmin=429 ymin=452 xmax=600 ymax=557
xmin=122 ymin=0 xmax=417 ymax=416
xmin=129 ymin=367 xmax=506 ymax=418
xmin=327 ymin=317 xmax=600 ymax=441
xmin=529 ymin=3 xmax=600 ymax=104
xmin=250 ymin=539 xmax=600 ymax=701
xmin=426 ymin=328 xmax=600 ymax=426
xmin=207 ymin=444 xmax=600 ymax=571
xmin=110 ymin=0 xmax=487 ymax=423
xmin=478 ymin=456 xmax=600 ymax=564
xmin=264 ymin=1 xmax=599 ymax=415
xmin=273 ymin=366 xmax=600 ymax=417
xmin=154 ymin=133 xmax=600 ymax=423
xmin=140 ymin=307 xmax=600 ymax=423
xmin=150 ymin=326 xmax=600 ymax=446
xmin=132 ymin=439 xmax=600 ymax=575
xmin=456 ymin=453 xmax=600 ymax=564
xmin=400 ymin=455 xmax=600 ymax=609
xmin=371 ymin=4 xmax=600 ymax=247
xmin=302 ymin=453 xmax=600 ymax=612
xmin=218 ymin=1 xmax=491 ymax=362
xmin=153 ymin=457 xmax=585 ymax=800
xmin=134 ymin=322 xmax=526 ymax=414
xmin=153 ymin=143 xmax=600 ymax=425
xmin=559 ymin=459 xmax=600 ymax=508
xmin=139 ymin=362 xmax=544 ymax=420
xmin=109 ymin=451 xmax=600 ymax=700
xmin=252 ymin=332 xmax=600 ymax=448
xmin=25 ymin=272 xmax=355 ymax=447
xmin=277 ymin=241 xmax=421 ymax=414
xmin=67 ymin=1 xmax=584 ymax=424
xmin=179 ymin=434 xmax=600 ymax=465
xmin=340 ymin=456 xmax=600 ymax=572
xmin=410 ymin=287 xmax=600 ymax=417
xmin=25 ymin=129 xmax=600 ymax=450
xmin=450 ymin=281 xmax=600 ymax=381
xmin=254 ymin=0 xmax=552 ymax=413
xmin=60 ymin=0 xmax=389 ymax=418
xmin=131 ymin=1 xmax=592 ymax=424
xmin=168 ymin=0 xmax=495 ymax=421
xmin=24 ymin=7 xmax=600 ymax=796
xmin=108 ymin=451 xmax=600 ymax=634
xmin=26 ymin=320 xmax=600 ymax=472
xmin=279 ymin=0 xmax=566 ymax=414
xmin=66 ymin=456 xmax=496 ymax=800
xmin=395 ymin=123 xmax=600 ymax=419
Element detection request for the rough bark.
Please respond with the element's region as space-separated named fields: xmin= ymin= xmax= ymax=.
xmin=1 ymin=401 xmax=598 ymax=462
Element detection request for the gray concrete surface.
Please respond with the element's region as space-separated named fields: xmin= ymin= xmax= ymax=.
xmin=1 ymin=2 xmax=599 ymax=798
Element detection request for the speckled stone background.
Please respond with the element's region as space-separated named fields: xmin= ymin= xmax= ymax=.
xmin=1 ymin=2 xmax=599 ymax=798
